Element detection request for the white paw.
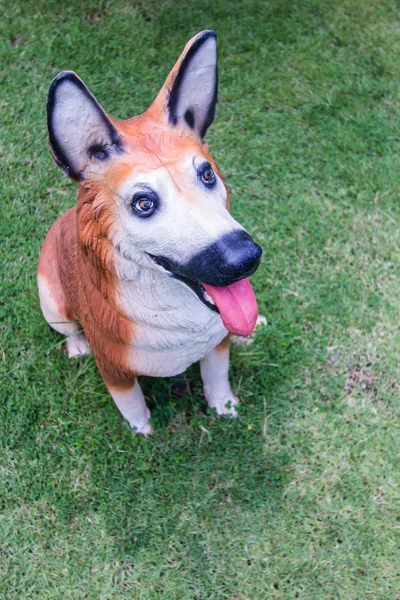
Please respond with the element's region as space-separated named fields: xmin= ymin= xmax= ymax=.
xmin=209 ymin=395 xmax=238 ymax=417
xmin=132 ymin=421 xmax=153 ymax=436
xmin=256 ymin=314 xmax=268 ymax=328
xmin=66 ymin=334 xmax=91 ymax=358
xmin=127 ymin=406 xmax=153 ymax=436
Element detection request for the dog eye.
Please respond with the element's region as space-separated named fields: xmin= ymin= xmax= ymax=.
xmin=199 ymin=163 xmax=216 ymax=187
xmin=132 ymin=194 xmax=157 ymax=218
xmin=137 ymin=198 xmax=153 ymax=212
xmin=88 ymin=144 xmax=109 ymax=161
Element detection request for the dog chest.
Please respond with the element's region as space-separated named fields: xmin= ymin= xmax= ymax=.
xmin=115 ymin=275 xmax=227 ymax=377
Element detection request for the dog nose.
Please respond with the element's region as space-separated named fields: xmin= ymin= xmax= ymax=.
xmin=182 ymin=229 xmax=262 ymax=286
xmin=218 ymin=231 xmax=262 ymax=279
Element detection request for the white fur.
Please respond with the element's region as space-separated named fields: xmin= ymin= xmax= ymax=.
xmin=116 ymin=269 xmax=228 ymax=377
xmin=66 ymin=334 xmax=91 ymax=358
xmin=38 ymin=274 xmax=78 ymax=337
xmin=200 ymin=342 xmax=238 ymax=416
xmin=109 ymin=155 xmax=244 ymax=267
xmin=38 ymin=275 xmax=91 ymax=358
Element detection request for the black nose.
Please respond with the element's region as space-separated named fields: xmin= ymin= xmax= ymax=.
xmin=182 ymin=230 xmax=262 ymax=286
xmin=218 ymin=231 xmax=262 ymax=280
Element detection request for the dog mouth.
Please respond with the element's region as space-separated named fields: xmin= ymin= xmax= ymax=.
xmin=148 ymin=254 xmax=219 ymax=313
xmin=147 ymin=252 xmax=260 ymax=337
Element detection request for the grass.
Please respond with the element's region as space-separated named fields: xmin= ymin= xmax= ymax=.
xmin=1 ymin=0 xmax=400 ymax=597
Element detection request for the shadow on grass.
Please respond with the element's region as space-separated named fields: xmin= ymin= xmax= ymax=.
xmin=2 ymin=302 xmax=296 ymax=557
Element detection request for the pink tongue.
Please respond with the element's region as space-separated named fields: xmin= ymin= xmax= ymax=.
xmin=203 ymin=278 xmax=258 ymax=336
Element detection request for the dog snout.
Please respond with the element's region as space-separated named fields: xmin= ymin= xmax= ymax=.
xmin=184 ymin=230 xmax=262 ymax=286
xmin=218 ymin=231 xmax=262 ymax=280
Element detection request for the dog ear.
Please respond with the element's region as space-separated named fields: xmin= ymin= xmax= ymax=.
xmin=153 ymin=30 xmax=218 ymax=139
xmin=47 ymin=71 xmax=122 ymax=181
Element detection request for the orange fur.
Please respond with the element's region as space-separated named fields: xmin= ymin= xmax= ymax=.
xmin=38 ymin=187 xmax=135 ymax=383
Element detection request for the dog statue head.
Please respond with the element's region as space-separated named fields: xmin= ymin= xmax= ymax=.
xmin=46 ymin=31 xmax=262 ymax=336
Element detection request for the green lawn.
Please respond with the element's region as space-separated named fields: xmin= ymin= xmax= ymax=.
xmin=1 ymin=0 xmax=400 ymax=598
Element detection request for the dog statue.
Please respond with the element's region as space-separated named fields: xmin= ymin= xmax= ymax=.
xmin=38 ymin=30 xmax=262 ymax=434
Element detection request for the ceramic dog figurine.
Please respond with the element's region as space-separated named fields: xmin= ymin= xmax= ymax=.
xmin=38 ymin=30 xmax=262 ymax=434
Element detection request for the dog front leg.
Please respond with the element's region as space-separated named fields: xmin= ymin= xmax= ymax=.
xmin=99 ymin=368 xmax=152 ymax=435
xmin=200 ymin=335 xmax=238 ymax=417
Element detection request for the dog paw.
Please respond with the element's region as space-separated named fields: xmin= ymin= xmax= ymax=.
xmin=127 ymin=406 xmax=153 ymax=436
xmin=256 ymin=314 xmax=268 ymax=328
xmin=209 ymin=395 xmax=238 ymax=417
xmin=132 ymin=421 xmax=153 ymax=436
xmin=66 ymin=334 xmax=91 ymax=358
